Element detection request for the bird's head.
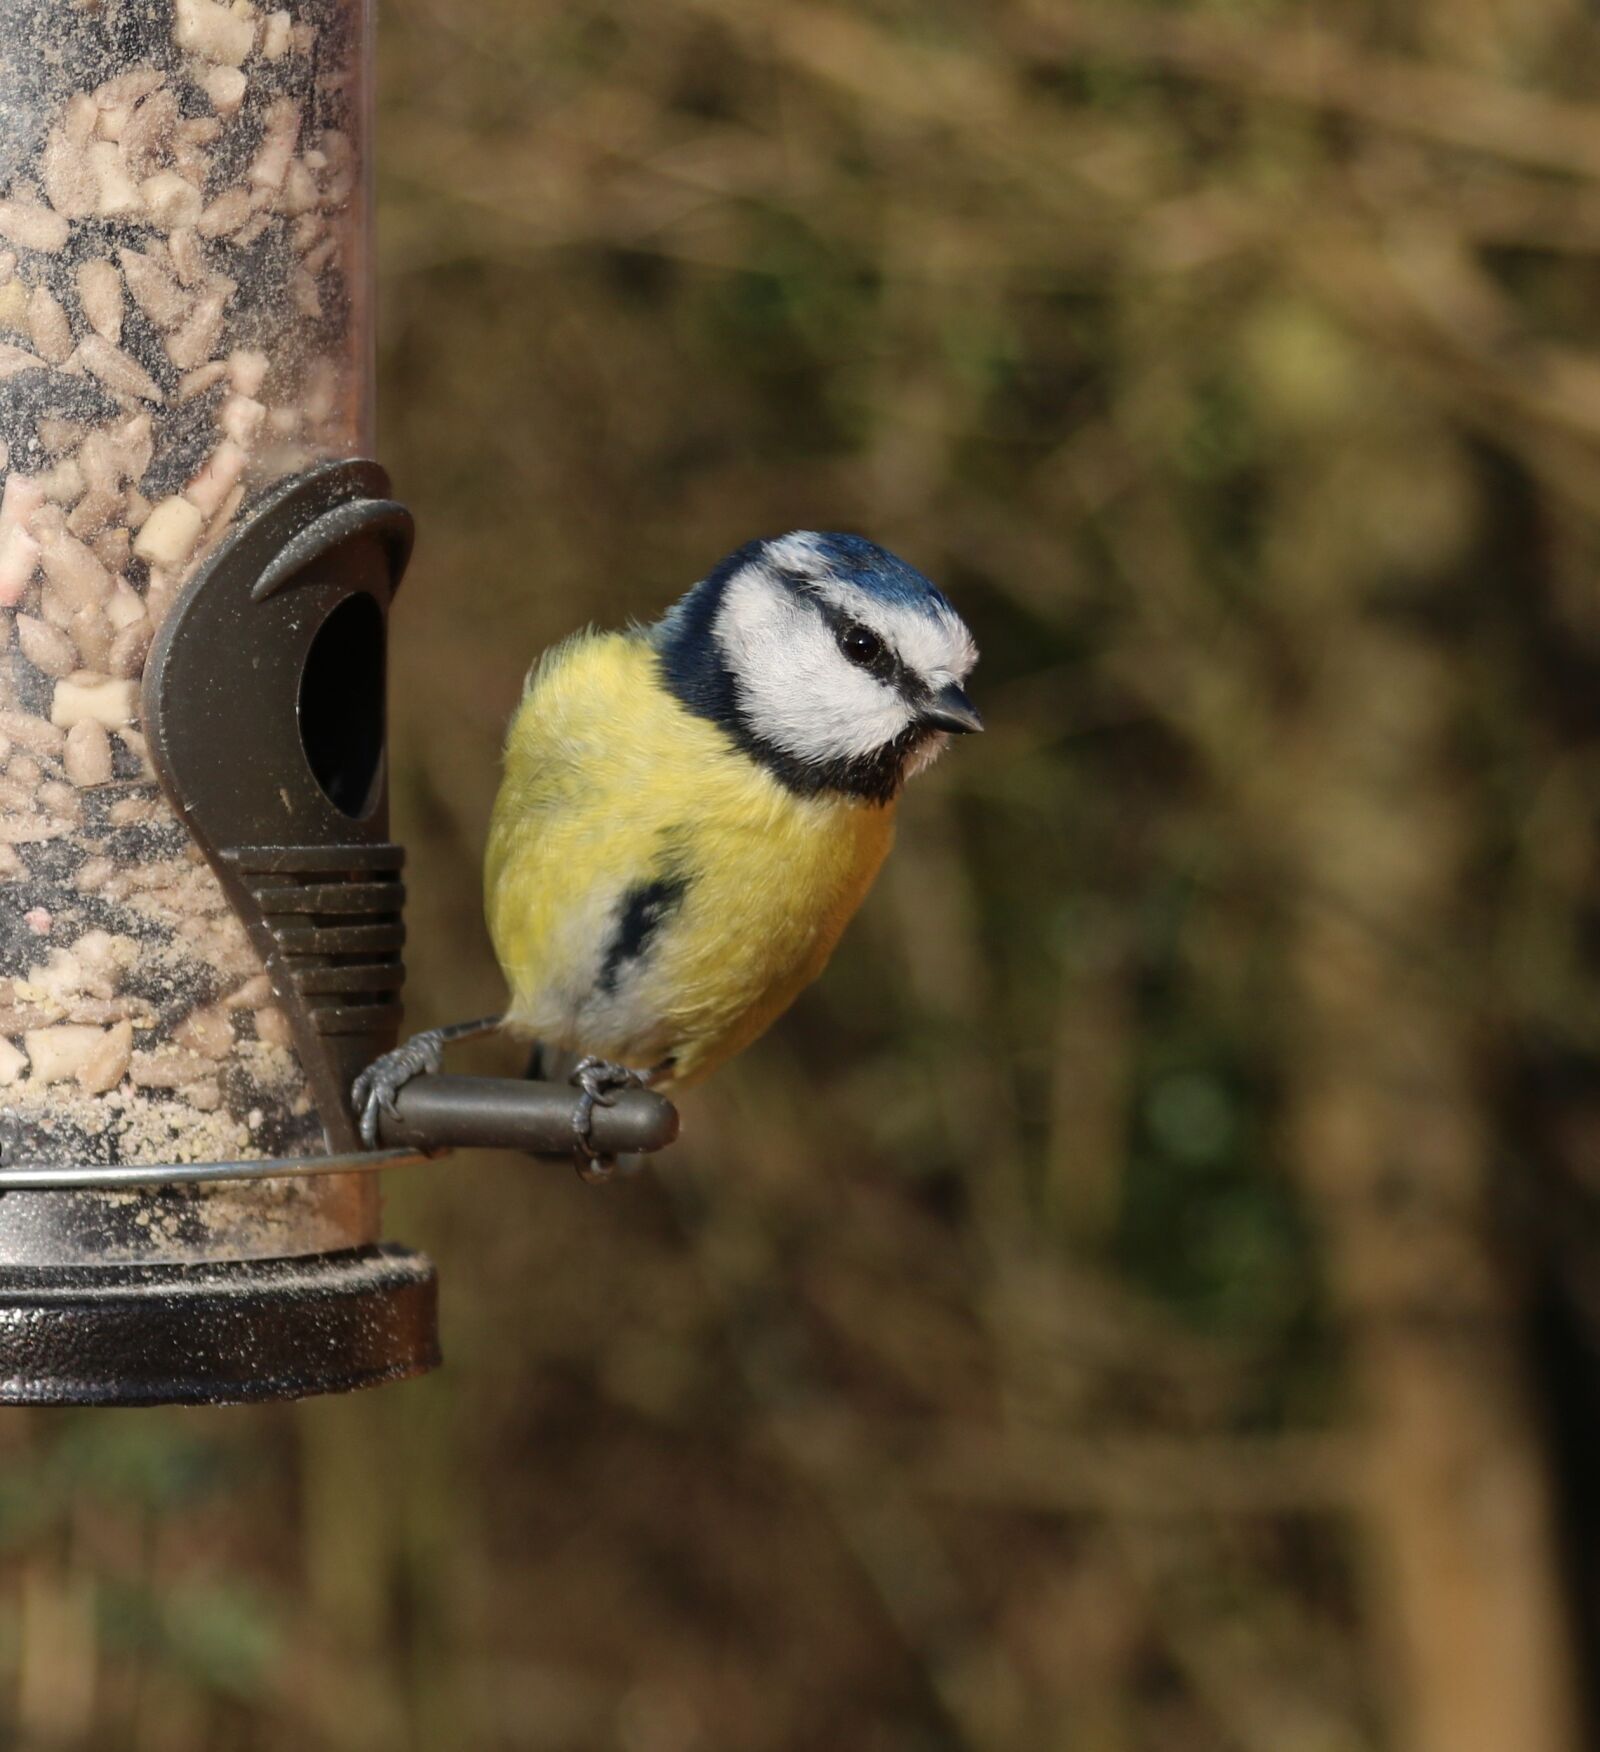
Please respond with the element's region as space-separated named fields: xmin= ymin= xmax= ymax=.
xmin=654 ymin=531 xmax=981 ymax=803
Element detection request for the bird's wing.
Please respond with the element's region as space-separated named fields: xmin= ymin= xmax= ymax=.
xmin=484 ymin=631 xmax=694 ymax=1054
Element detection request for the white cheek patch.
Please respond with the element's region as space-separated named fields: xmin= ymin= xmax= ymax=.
xmin=716 ymin=568 xmax=914 ymax=764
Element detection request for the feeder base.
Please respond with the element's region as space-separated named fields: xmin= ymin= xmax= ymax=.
xmin=0 ymin=1245 xmax=439 ymax=1406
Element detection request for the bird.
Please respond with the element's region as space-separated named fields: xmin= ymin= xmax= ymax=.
xmin=352 ymin=530 xmax=982 ymax=1172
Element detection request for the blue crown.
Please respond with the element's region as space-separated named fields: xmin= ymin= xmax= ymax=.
xmin=789 ymin=532 xmax=955 ymax=620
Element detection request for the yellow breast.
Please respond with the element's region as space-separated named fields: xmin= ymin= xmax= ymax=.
xmin=484 ymin=630 xmax=897 ymax=1085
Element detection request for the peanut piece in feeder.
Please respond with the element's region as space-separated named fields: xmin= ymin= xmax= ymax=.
xmin=27 ymin=287 xmax=73 ymax=365
xmin=117 ymin=247 xmax=187 ymax=329
xmin=25 ymin=1024 xmax=110 ymax=1086
xmin=17 ymin=616 xmax=76 ymax=679
xmin=201 ymin=66 xmax=249 ymax=116
xmin=63 ymin=720 xmax=113 ymax=788
xmin=78 ymin=335 xmax=164 ymax=404
xmin=0 ymin=201 xmax=68 ymax=253
xmin=50 ymin=677 xmax=136 ymax=731
xmin=175 ymin=0 xmax=259 ymax=65
xmin=133 ymin=497 xmax=204 ymax=567
xmin=0 ymin=341 xmax=44 ymax=381
xmin=73 ymin=257 xmax=123 ymax=339
xmin=77 ymin=1021 xmax=134 ymax=1095
xmin=86 ymin=141 xmax=144 ymax=218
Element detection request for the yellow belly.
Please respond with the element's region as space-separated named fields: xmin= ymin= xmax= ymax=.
xmin=484 ymin=631 xmax=897 ymax=1085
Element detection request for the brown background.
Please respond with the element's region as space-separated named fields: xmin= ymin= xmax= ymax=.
xmin=10 ymin=2 xmax=1600 ymax=1748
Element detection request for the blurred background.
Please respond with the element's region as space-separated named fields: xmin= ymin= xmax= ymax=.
xmin=12 ymin=0 xmax=1600 ymax=1747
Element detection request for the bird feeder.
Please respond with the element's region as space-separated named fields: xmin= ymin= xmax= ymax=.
xmin=0 ymin=0 xmax=680 ymax=1405
xmin=0 ymin=0 xmax=438 ymax=1404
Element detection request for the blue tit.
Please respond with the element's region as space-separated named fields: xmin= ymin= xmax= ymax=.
xmin=354 ymin=530 xmax=981 ymax=1163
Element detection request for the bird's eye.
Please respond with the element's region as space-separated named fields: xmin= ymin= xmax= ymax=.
xmin=839 ymin=622 xmax=886 ymax=669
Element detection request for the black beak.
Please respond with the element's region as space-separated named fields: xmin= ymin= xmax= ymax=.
xmin=920 ymin=680 xmax=984 ymax=736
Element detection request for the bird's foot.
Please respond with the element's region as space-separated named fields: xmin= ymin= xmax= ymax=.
xmin=570 ymin=1056 xmax=649 ymax=1182
xmin=352 ymin=1015 xmax=503 ymax=1149
xmin=352 ymin=1030 xmax=448 ymax=1149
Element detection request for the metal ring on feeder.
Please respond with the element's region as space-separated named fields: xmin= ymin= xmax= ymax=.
xmin=0 ymin=1147 xmax=430 ymax=1192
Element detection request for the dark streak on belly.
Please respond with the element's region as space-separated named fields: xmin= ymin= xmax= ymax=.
xmin=597 ymin=873 xmax=690 ymax=994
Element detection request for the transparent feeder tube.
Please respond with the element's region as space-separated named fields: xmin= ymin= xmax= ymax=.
xmin=0 ymin=0 xmax=372 ymax=1185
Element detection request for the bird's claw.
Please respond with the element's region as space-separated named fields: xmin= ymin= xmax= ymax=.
xmin=351 ymin=1031 xmax=447 ymax=1149
xmin=570 ymin=1056 xmax=647 ymax=1182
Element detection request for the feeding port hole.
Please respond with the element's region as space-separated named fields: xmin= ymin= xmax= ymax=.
xmin=299 ymin=591 xmax=387 ymax=819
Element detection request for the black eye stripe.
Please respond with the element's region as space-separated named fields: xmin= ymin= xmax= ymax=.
xmin=778 ymin=577 xmax=910 ymax=687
